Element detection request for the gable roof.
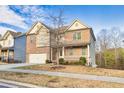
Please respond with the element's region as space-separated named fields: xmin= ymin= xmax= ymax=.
xmin=53 ymin=26 xmax=68 ymax=34
xmin=56 ymin=19 xmax=96 ymax=41
xmin=26 ymin=22 xmax=51 ymax=35
xmin=9 ymin=31 xmax=22 ymax=37
xmin=54 ymin=19 xmax=90 ymax=34
xmin=26 ymin=20 xmax=96 ymax=41
xmin=2 ymin=30 xmax=22 ymax=40
xmin=64 ymin=19 xmax=89 ymax=32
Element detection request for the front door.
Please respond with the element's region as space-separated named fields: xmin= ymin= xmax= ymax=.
xmin=52 ymin=48 xmax=57 ymax=60
xmin=59 ymin=47 xmax=63 ymax=58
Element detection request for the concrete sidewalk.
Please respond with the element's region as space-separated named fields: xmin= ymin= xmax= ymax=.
xmin=0 ymin=64 xmax=124 ymax=84
xmin=0 ymin=79 xmax=40 ymax=88
xmin=0 ymin=63 xmax=38 ymax=70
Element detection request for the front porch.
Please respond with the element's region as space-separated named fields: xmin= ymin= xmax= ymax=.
xmin=0 ymin=47 xmax=14 ymax=63
xmin=51 ymin=44 xmax=91 ymax=66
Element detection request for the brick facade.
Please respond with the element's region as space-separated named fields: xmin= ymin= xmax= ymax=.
xmin=26 ymin=34 xmax=50 ymax=63
xmin=64 ymin=29 xmax=91 ymax=43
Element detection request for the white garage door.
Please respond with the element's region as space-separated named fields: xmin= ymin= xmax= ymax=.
xmin=29 ymin=54 xmax=47 ymax=64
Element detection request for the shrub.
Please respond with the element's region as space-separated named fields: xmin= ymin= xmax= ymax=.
xmin=59 ymin=58 xmax=65 ymax=64
xmin=79 ymin=57 xmax=86 ymax=65
xmin=66 ymin=61 xmax=82 ymax=65
xmin=59 ymin=57 xmax=86 ymax=65
xmin=14 ymin=60 xmax=22 ymax=63
xmin=96 ymin=48 xmax=124 ymax=70
xmin=46 ymin=60 xmax=52 ymax=64
xmin=65 ymin=61 xmax=69 ymax=65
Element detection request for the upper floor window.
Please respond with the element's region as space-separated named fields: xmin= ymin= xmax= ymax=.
xmin=73 ymin=32 xmax=81 ymax=40
xmin=75 ymin=23 xmax=78 ymax=27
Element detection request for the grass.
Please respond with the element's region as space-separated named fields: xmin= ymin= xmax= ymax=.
xmin=17 ymin=64 xmax=124 ymax=78
xmin=0 ymin=71 xmax=124 ymax=88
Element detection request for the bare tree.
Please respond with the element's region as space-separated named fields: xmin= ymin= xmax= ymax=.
xmin=96 ymin=27 xmax=123 ymax=69
xmin=96 ymin=35 xmax=103 ymax=67
xmin=110 ymin=27 xmax=121 ymax=64
xmin=47 ymin=9 xmax=66 ymax=65
xmin=97 ymin=29 xmax=110 ymax=51
xmin=96 ymin=29 xmax=110 ymax=67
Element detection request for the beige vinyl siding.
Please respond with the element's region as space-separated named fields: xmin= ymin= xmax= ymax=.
xmin=68 ymin=20 xmax=87 ymax=30
xmin=36 ymin=27 xmax=50 ymax=47
xmin=1 ymin=34 xmax=14 ymax=48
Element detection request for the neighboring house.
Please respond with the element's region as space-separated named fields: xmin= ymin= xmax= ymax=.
xmin=0 ymin=31 xmax=21 ymax=62
xmin=14 ymin=33 xmax=26 ymax=63
xmin=26 ymin=20 xmax=96 ymax=67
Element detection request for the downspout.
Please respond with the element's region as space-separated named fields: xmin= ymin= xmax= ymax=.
xmin=87 ymin=44 xmax=90 ymax=66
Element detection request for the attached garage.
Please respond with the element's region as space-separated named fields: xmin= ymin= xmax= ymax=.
xmin=29 ymin=54 xmax=47 ymax=64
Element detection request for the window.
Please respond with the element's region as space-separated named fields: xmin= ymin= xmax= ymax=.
xmin=68 ymin=48 xmax=73 ymax=56
xmin=73 ymin=32 xmax=81 ymax=40
xmin=73 ymin=32 xmax=76 ymax=40
xmin=75 ymin=23 xmax=78 ymax=27
xmin=82 ymin=48 xmax=86 ymax=55
xmin=77 ymin=32 xmax=81 ymax=40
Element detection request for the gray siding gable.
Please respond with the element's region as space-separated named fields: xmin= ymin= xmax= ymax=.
xmin=14 ymin=35 xmax=26 ymax=63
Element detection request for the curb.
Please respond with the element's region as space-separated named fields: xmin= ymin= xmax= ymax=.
xmin=0 ymin=79 xmax=41 ymax=88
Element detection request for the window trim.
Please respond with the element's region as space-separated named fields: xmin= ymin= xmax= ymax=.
xmin=73 ymin=32 xmax=81 ymax=40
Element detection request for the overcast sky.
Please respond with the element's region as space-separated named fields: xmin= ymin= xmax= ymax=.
xmin=0 ymin=5 xmax=124 ymax=36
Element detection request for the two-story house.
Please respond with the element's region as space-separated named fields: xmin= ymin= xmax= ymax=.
xmin=26 ymin=20 xmax=96 ymax=67
xmin=56 ymin=20 xmax=96 ymax=66
xmin=0 ymin=31 xmax=21 ymax=62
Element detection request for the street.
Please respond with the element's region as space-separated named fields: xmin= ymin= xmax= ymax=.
xmin=0 ymin=84 xmax=9 ymax=88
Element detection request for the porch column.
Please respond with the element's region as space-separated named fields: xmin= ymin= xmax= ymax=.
xmin=87 ymin=44 xmax=90 ymax=66
xmin=51 ymin=48 xmax=52 ymax=61
xmin=1 ymin=51 xmax=3 ymax=62
xmin=7 ymin=49 xmax=9 ymax=63
xmin=62 ymin=47 xmax=64 ymax=58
